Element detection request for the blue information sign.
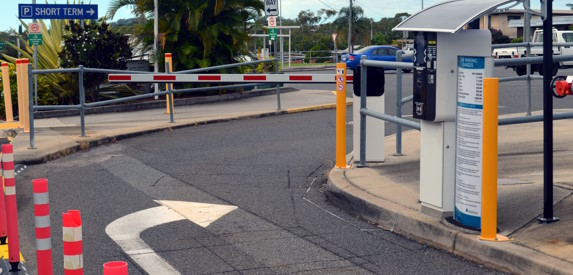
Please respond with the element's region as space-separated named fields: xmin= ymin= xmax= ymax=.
xmin=19 ymin=4 xmax=98 ymax=20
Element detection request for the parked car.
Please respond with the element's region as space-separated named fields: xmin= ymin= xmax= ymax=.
xmin=341 ymin=45 xmax=413 ymax=73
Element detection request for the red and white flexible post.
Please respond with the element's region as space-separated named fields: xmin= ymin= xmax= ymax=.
xmin=0 ymin=153 xmax=8 ymax=245
xmin=63 ymin=210 xmax=83 ymax=275
xmin=103 ymin=261 xmax=128 ymax=275
xmin=34 ymin=178 xmax=53 ymax=275
xmin=2 ymin=144 xmax=21 ymax=272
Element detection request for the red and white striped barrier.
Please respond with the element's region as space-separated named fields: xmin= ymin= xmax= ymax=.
xmin=109 ymin=73 xmax=353 ymax=83
xmin=2 ymin=144 xmax=21 ymax=271
xmin=34 ymin=178 xmax=53 ymax=275
xmin=63 ymin=210 xmax=83 ymax=275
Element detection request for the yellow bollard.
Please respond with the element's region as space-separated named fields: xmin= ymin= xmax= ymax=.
xmin=15 ymin=59 xmax=28 ymax=129
xmin=165 ymin=53 xmax=174 ymax=114
xmin=335 ymin=63 xmax=348 ymax=168
xmin=17 ymin=59 xmax=30 ymax=133
xmin=1 ymin=63 xmax=13 ymax=122
xmin=479 ymin=78 xmax=509 ymax=242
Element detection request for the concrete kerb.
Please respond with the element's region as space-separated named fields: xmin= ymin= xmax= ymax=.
xmin=326 ymin=168 xmax=573 ymax=274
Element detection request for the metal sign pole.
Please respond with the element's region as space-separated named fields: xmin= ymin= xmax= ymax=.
xmin=539 ymin=0 xmax=559 ymax=224
xmin=33 ymin=0 xmax=38 ymax=106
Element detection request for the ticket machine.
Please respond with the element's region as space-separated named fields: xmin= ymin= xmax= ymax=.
xmin=393 ymin=0 xmax=508 ymax=218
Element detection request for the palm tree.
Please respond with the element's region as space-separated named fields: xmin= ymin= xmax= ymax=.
xmin=107 ymin=0 xmax=263 ymax=71
xmin=331 ymin=5 xmax=371 ymax=51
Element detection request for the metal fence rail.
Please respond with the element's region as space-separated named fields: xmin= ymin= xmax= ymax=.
xmin=27 ymin=59 xmax=279 ymax=148
xmin=356 ymin=49 xmax=573 ymax=166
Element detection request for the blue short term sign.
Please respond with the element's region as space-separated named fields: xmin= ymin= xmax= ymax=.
xmin=19 ymin=4 xmax=98 ymax=20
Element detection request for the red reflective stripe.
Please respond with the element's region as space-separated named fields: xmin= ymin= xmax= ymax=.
xmin=165 ymin=53 xmax=172 ymax=57
xmin=199 ymin=75 xmax=221 ymax=81
xmin=347 ymin=76 xmax=353 ymax=81
xmin=2 ymin=144 xmax=13 ymax=154
xmin=64 ymin=268 xmax=83 ymax=274
xmin=35 ymin=204 xmax=50 ymax=216
xmin=289 ymin=75 xmax=312 ymax=81
xmin=16 ymin=60 xmax=29 ymax=64
xmin=36 ymin=227 xmax=51 ymax=239
xmin=33 ymin=179 xmax=49 ymax=193
xmin=3 ymin=178 xmax=14 ymax=187
xmin=2 ymin=161 xmax=14 ymax=171
xmin=108 ymin=75 xmax=132 ymax=81
xmin=243 ymin=75 xmax=266 ymax=81
xmin=1 ymin=63 xmax=8 ymax=67
xmin=63 ymin=240 xmax=82 ymax=255
xmin=154 ymin=75 xmax=176 ymax=81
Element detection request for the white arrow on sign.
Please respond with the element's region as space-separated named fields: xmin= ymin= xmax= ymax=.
xmin=105 ymin=200 xmax=237 ymax=274
xmin=264 ymin=0 xmax=278 ymax=16
xmin=87 ymin=8 xmax=95 ymax=16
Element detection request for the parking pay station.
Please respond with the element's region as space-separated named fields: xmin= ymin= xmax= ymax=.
xmin=394 ymin=0 xmax=515 ymax=220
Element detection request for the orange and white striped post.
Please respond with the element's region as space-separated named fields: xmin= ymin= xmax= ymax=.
xmin=63 ymin=210 xmax=83 ymax=275
xmin=1 ymin=62 xmax=14 ymax=122
xmin=165 ymin=53 xmax=174 ymax=114
xmin=2 ymin=144 xmax=21 ymax=272
xmin=34 ymin=178 xmax=53 ymax=275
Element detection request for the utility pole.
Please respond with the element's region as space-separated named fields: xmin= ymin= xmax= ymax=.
xmin=348 ymin=0 xmax=353 ymax=53
xmin=154 ymin=0 xmax=159 ymax=98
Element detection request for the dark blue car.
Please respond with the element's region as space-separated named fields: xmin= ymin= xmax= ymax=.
xmin=341 ymin=45 xmax=413 ymax=72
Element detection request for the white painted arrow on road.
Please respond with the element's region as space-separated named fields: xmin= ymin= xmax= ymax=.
xmin=105 ymin=200 xmax=237 ymax=274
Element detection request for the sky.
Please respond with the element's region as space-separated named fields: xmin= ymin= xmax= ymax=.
xmin=1 ymin=0 xmax=572 ymax=32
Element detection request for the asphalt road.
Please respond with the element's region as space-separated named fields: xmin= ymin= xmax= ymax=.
xmin=14 ymin=109 xmax=502 ymax=274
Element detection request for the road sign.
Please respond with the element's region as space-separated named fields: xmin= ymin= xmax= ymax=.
xmin=29 ymin=34 xmax=42 ymax=46
xmin=264 ymin=0 xmax=278 ymax=17
xmin=267 ymin=16 xmax=276 ymax=28
xmin=269 ymin=28 xmax=277 ymax=41
xmin=18 ymin=4 xmax=98 ymax=20
xmin=29 ymin=23 xmax=42 ymax=34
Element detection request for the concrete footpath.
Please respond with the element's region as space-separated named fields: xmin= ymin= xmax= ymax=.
xmin=327 ymin=110 xmax=573 ymax=274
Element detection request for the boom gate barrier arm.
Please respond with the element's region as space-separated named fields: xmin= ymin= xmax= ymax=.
xmin=108 ymin=74 xmax=353 ymax=84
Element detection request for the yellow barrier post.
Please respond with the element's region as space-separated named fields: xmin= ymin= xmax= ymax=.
xmin=165 ymin=53 xmax=174 ymax=114
xmin=15 ymin=59 xmax=28 ymax=129
xmin=479 ymin=78 xmax=509 ymax=242
xmin=335 ymin=63 xmax=348 ymax=168
xmin=1 ymin=63 xmax=13 ymax=122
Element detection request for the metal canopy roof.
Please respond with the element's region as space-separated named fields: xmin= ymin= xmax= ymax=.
xmin=393 ymin=0 xmax=521 ymax=34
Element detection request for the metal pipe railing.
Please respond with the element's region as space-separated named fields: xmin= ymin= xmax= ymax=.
xmin=499 ymin=112 xmax=573 ymax=125
xmin=177 ymin=59 xmax=277 ymax=74
xmin=27 ymin=60 xmax=283 ymax=148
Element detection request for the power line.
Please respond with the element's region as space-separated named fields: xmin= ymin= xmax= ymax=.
xmin=316 ymin=0 xmax=338 ymax=12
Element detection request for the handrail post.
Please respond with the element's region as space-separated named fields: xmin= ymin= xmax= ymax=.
xmin=358 ymin=55 xmax=368 ymax=167
xmin=395 ymin=50 xmax=403 ymax=156
xmin=79 ymin=65 xmax=86 ymax=137
xmin=28 ymin=64 xmax=36 ymax=149
xmin=166 ymin=62 xmax=175 ymax=123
